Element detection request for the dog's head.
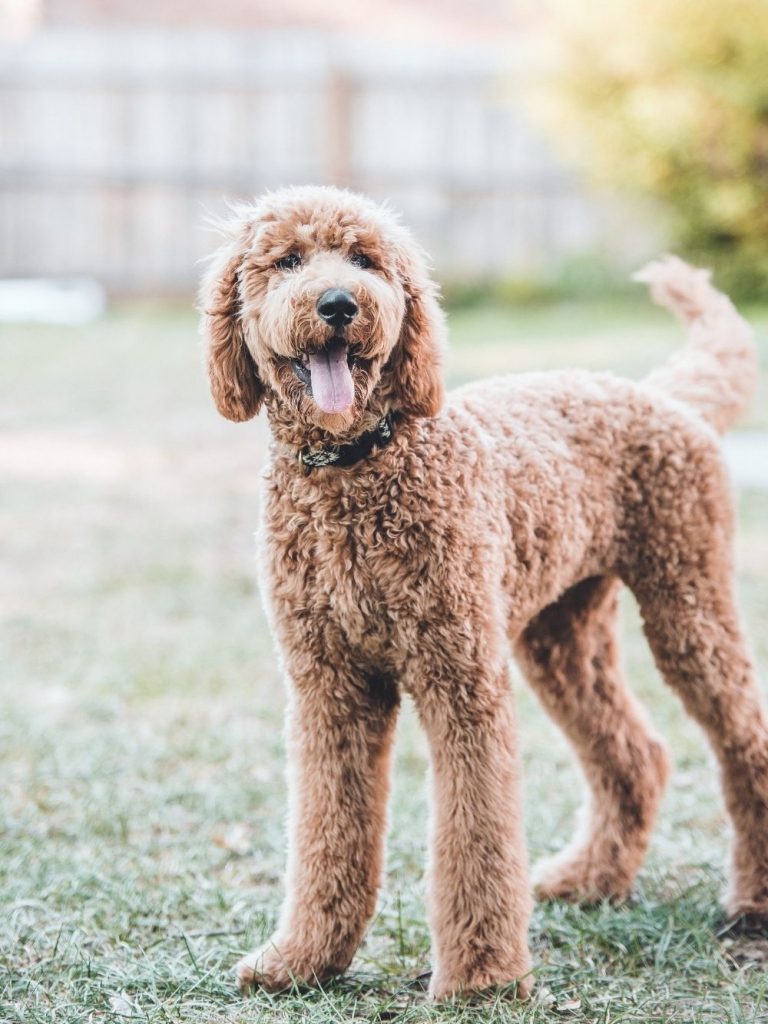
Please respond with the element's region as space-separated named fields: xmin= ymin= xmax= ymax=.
xmin=199 ymin=186 xmax=445 ymax=439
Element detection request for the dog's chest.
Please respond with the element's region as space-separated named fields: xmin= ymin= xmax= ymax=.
xmin=262 ymin=472 xmax=440 ymax=665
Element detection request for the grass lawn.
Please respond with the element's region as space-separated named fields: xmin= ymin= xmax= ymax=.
xmin=1 ymin=295 xmax=767 ymax=1023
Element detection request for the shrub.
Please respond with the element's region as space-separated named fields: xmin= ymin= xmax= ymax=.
xmin=542 ymin=0 xmax=768 ymax=299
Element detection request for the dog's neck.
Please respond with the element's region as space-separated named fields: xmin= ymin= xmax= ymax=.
xmin=265 ymin=393 xmax=414 ymax=485
xmin=296 ymin=414 xmax=397 ymax=475
xmin=264 ymin=391 xmax=393 ymax=452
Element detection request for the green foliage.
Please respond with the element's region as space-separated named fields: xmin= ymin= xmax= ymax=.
xmin=545 ymin=0 xmax=768 ymax=298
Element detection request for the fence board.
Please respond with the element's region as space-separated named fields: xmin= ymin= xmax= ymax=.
xmin=0 ymin=27 xmax=620 ymax=292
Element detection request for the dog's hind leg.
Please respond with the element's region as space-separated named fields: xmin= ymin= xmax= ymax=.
xmin=630 ymin=559 xmax=768 ymax=921
xmin=515 ymin=575 xmax=670 ymax=903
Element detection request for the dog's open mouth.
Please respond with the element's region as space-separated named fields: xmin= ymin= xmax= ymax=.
xmin=291 ymin=339 xmax=360 ymax=414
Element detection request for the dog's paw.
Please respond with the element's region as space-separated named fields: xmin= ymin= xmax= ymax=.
xmin=532 ymin=847 xmax=634 ymax=904
xmin=429 ymin=966 xmax=532 ymax=1002
xmin=723 ymin=889 xmax=768 ymax=935
xmin=236 ymin=937 xmax=342 ymax=995
xmin=237 ymin=942 xmax=295 ymax=994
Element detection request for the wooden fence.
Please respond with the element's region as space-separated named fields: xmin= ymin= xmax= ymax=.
xmin=0 ymin=27 xmax=617 ymax=293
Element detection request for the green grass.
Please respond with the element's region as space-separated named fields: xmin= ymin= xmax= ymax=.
xmin=1 ymin=297 xmax=767 ymax=1023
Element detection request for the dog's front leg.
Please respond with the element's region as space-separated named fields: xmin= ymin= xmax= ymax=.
xmin=410 ymin=661 xmax=532 ymax=1001
xmin=237 ymin=668 xmax=399 ymax=994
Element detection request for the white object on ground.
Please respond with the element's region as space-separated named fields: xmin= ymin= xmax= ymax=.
xmin=723 ymin=432 xmax=768 ymax=491
xmin=0 ymin=277 xmax=106 ymax=325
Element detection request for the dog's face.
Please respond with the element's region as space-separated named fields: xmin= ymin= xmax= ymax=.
xmin=200 ymin=186 xmax=445 ymax=440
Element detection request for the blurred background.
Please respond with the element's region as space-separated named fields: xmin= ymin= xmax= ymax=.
xmin=0 ymin=0 xmax=661 ymax=297
xmin=1 ymin=3 xmax=767 ymax=1022
xmin=2 ymin=0 xmax=766 ymax=298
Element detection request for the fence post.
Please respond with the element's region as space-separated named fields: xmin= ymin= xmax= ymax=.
xmin=326 ymin=69 xmax=352 ymax=188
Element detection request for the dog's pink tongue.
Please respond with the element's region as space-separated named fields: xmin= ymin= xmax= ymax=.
xmin=308 ymin=344 xmax=354 ymax=414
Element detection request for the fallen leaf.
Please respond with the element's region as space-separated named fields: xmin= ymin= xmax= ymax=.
xmin=212 ymin=823 xmax=251 ymax=856
xmin=109 ymin=991 xmax=136 ymax=1016
xmin=557 ymin=996 xmax=582 ymax=1012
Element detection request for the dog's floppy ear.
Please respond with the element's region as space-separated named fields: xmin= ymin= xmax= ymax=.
xmin=199 ymin=227 xmax=264 ymax=422
xmin=388 ymin=237 xmax=446 ymax=418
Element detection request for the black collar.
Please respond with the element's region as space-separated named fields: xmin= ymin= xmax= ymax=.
xmin=297 ymin=414 xmax=396 ymax=476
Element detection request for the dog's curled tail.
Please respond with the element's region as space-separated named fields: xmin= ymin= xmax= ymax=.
xmin=634 ymin=255 xmax=758 ymax=433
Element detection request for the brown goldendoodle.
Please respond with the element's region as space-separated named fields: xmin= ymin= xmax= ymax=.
xmin=199 ymin=185 xmax=766 ymax=1001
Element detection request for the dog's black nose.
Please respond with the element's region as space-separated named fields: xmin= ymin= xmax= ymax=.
xmin=316 ymin=289 xmax=358 ymax=329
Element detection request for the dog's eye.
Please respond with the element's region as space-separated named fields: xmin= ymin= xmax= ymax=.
xmin=274 ymin=253 xmax=302 ymax=271
xmin=349 ymin=252 xmax=373 ymax=270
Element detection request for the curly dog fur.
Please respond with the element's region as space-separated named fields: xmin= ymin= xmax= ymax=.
xmin=199 ymin=185 xmax=766 ymax=1000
